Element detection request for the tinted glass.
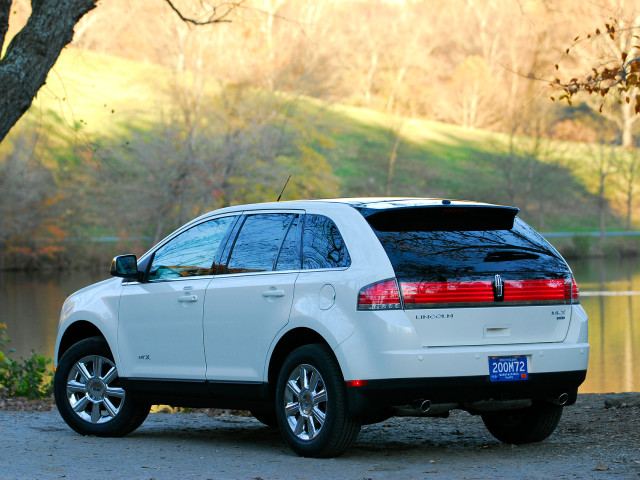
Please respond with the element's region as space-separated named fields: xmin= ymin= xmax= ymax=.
xmin=148 ymin=216 xmax=235 ymax=280
xmin=275 ymin=215 xmax=301 ymax=271
xmin=303 ymin=215 xmax=351 ymax=269
xmin=227 ymin=214 xmax=295 ymax=273
xmin=364 ymin=205 xmax=518 ymax=231
xmin=369 ymin=214 xmax=569 ymax=282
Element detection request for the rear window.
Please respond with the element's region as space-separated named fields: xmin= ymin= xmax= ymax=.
xmin=363 ymin=207 xmax=569 ymax=282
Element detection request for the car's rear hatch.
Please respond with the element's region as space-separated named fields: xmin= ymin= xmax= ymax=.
xmin=360 ymin=202 xmax=578 ymax=347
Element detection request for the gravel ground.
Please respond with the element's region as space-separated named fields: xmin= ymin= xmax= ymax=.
xmin=0 ymin=393 xmax=638 ymax=480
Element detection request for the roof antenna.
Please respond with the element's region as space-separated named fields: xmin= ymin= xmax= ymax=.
xmin=277 ymin=175 xmax=292 ymax=202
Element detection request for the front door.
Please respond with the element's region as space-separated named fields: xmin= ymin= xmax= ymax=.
xmin=118 ymin=278 xmax=211 ymax=379
xmin=117 ymin=214 xmax=237 ymax=380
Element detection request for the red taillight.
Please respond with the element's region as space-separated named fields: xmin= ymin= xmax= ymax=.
xmin=401 ymin=281 xmax=494 ymax=306
xmin=357 ymin=279 xmax=402 ymax=310
xmin=570 ymin=276 xmax=580 ymax=304
xmin=503 ymin=279 xmax=566 ymax=302
xmin=363 ymin=276 xmax=579 ymax=309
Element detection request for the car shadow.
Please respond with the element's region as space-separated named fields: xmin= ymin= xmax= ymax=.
xmin=124 ymin=414 xmax=509 ymax=458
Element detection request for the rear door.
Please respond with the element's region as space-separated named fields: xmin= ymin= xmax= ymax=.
xmin=203 ymin=212 xmax=302 ymax=382
xmin=365 ymin=207 xmax=576 ymax=347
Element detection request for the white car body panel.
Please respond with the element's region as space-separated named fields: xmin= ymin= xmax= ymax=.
xmin=334 ymin=304 xmax=589 ymax=381
xmin=54 ymin=278 xmax=123 ymax=368
xmin=117 ymin=277 xmax=210 ymax=380
xmin=203 ymin=271 xmax=298 ymax=382
xmin=410 ymin=305 xmax=572 ymax=347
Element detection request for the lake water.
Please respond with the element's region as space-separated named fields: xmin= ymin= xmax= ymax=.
xmin=0 ymin=257 xmax=638 ymax=393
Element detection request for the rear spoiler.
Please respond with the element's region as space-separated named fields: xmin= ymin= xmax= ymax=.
xmin=359 ymin=205 xmax=520 ymax=232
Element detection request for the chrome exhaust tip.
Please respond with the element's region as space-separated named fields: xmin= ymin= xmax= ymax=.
xmin=420 ymin=399 xmax=432 ymax=413
xmin=557 ymin=393 xmax=569 ymax=406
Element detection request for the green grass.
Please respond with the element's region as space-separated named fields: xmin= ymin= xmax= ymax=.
xmin=29 ymin=48 xmax=171 ymax=138
xmin=309 ymin=103 xmax=609 ymax=232
xmin=2 ymin=47 xmax=624 ymax=233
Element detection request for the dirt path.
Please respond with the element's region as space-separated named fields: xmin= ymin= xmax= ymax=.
xmin=0 ymin=394 xmax=638 ymax=479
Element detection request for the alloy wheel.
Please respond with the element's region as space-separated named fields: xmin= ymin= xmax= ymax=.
xmin=65 ymin=355 xmax=125 ymax=424
xmin=283 ymin=363 xmax=328 ymax=441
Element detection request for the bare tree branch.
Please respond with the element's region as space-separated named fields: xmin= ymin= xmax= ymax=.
xmin=163 ymin=0 xmax=242 ymax=25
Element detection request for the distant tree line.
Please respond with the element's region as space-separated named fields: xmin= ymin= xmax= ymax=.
xmin=2 ymin=0 xmax=640 ymax=268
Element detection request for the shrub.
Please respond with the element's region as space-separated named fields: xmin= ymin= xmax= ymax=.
xmin=0 ymin=323 xmax=52 ymax=399
xmin=573 ymin=235 xmax=593 ymax=257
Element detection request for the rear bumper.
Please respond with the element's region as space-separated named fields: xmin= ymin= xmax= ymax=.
xmin=346 ymin=370 xmax=587 ymax=416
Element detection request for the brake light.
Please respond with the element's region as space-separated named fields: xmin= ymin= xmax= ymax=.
xmin=401 ymin=281 xmax=494 ymax=306
xmin=399 ymin=276 xmax=579 ymax=308
xmin=503 ymin=279 xmax=566 ymax=302
xmin=570 ymin=276 xmax=580 ymax=304
xmin=357 ymin=279 xmax=402 ymax=310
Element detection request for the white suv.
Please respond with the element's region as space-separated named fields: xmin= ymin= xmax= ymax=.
xmin=53 ymin=198 xmax=589 ymax=457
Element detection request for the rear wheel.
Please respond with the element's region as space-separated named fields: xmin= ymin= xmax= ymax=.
xmin=275 ymin=344 xmax=361 ymax=457
xmin=482 ymin=403 xmax=563 ymax=444
xmin=54 ymin=337 xmax=150 ymax=437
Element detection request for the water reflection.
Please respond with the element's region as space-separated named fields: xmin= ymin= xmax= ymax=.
xmin=0 ymin=258 xmax=637 ymax=393
xmin=0 ymin=270 xmax=108 ymax=360
xmin=572 ymin=257 xmax=640 ymax=393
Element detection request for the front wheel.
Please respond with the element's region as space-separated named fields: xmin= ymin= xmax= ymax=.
xmin=54 ymin=337 xmax=150 ymax=437
xmin=482 ymin=403 xmax=563 ymax=444
xmin=275 ymin=344 xmax=361 ymax=458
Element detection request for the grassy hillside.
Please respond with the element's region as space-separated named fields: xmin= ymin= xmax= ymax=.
xmin=21 ymin=48 xmax=171 ymax=140
xmin=3 ymin=48 xmax=620 ymax=235
xmin=312 ymin=104 xmax=611 ymax=232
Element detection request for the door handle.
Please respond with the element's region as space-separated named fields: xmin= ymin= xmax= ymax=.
xmin=262 ymin=290 xmax=285 ymax=298
xmin=178 ymin=295 xmax=198 ymax=302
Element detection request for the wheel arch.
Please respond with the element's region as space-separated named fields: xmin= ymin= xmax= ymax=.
xmin=57 ymin=321 xmax=109 ymax=364
xmin=267 ymin=327 xmax=339 ymax=399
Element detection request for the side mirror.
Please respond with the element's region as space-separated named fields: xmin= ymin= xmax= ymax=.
xmin=110 ymin=254 xmax=140 ymax=280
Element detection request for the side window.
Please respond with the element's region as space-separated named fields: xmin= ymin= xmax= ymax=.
xmin=227 ymin=214 xmax=295 ymax=274
xmin=303 ymin=214 xmax=351 ymax=269
xmin=148 ymin=216 xmax=235 ymax=281
xmin=275 ymin=215 xmax=301 ymax=271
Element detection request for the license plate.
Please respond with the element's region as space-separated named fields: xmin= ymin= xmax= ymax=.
xmin=489 ymin=356 xmax=528 ymax=382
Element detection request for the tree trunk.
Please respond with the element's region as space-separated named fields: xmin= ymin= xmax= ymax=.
xmin=599 ymin=175 xmax=607 ymax=242
xmin=626 ymin=184 xmax=632 ymax=231
xmin=0 ymin=0 xmax=98 ymax=143
xmin=386 ymin=131 xmax=401 ymax=197
xmin=364 ymin=51 xmax=378 ymax=107
xmin=0 ymin=0 xmax=10 ymax=53
xmin=621 ymin=100 xmax=635 ymax=149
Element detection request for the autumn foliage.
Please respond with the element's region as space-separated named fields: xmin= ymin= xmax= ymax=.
xmin=4 ymin=0 xmax=640 ymax=268
xmin=552 ymin=19 xmax=640 ymax=115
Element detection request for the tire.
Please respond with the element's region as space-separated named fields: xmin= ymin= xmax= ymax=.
xmin=250 ymin=408 xmax=278 ymax=428
xmin=54 ymin=337 xmax=150 ymax=437
xmin=482 ymin=403 xmax=563 ymax=444
xmin=275 ymin=344 xmax=361 ymax=458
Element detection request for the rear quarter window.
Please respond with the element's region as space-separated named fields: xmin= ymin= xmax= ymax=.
xmin=303 ymin=214 xmax=351 ymax=269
